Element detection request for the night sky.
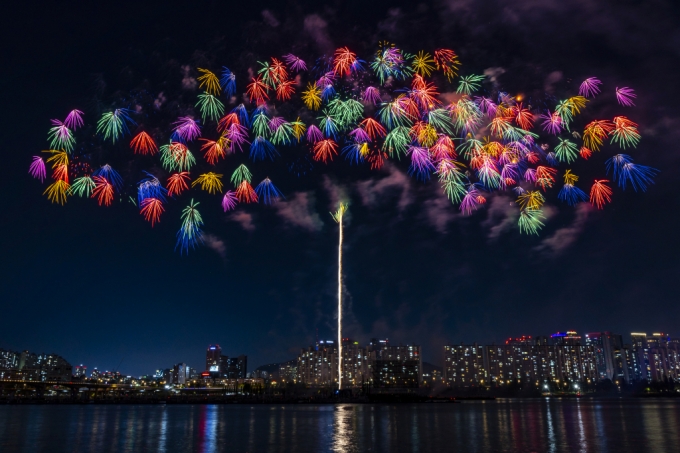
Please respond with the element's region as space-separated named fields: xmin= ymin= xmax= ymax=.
xmin=2 ymin=0 xmax=679 ymax=377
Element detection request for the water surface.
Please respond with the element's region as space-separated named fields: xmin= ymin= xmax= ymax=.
xmin=1 ymin=399 xmax=678 ymax=452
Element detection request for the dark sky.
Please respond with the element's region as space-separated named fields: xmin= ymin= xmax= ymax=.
xmin=2 ymin=0 xmax=679 ymax=376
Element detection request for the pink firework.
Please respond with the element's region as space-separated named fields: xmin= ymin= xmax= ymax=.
xmin=64 ymin=109 xmax=84 ymax=130
xmin=616 ymin=87 xmax=636 ymax=106
xmin=222 ymin=190 xmax=238 ymax=212
xmin=474 ymin=97 xmax=498 ymax=117
xmin=306 ymin=125 xmax=323 ymax=144
xmin=349 ymin=128 xmax=371 ymax=143
xmin=539 ymin=111 xmax=563 ymax=135
xmin=29 ymin=156 xmax=47 ymax=182
xmin=460 ymin=186 xmax=482 ymax=215
xmin=407 ymin=145 xmax=435 ymax=179
xmin=363 ymin=86 xmax=381 ymax=105
xmin=283 ymin=54 xmax=307 ymax=72
xmin=172 ymin=117 xmax=201 ymax=142
xmin=268 ymin=116 xmax=287 ymax=133
xmin=578 ymin=77 xmax=602 ymax=98
xmin=226 ymin=123 xmax=249 ymax=152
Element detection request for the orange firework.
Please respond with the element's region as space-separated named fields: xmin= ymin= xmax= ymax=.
xmin=360 ymin=118 xmax=387 ymax=139
xmin=140 ymin=198 xmax=164 ymax=226
xmin=235 ymin=180 xmax=258 ymax=203
xmin=52 ymin=164 xmax=69 ymax=183
xmin=199 ymin=138 xmax=227 ymax=165
xmin=270 ymin=58 xmax=288 ymax=84
xmin=590 ymin=180 xmax=612 ymax=209
xmin=276 ymin=80 xmax=296 ymax=101
xmin=410 ymin=75 xmax=441 ymax=111
xmin=512 ymin=103 xmax=534 ymax=130
xmin=130 ymin=131 xmax=157 ymax=155
xmin=535 ymin=166 xmax=557 ymax=191
xmin=167 ymin=172 xmax=191 ymax=197
xmin=217 ymin=113 xmax=240 ymax=133
xmin=92 ymin=176 xmax=114 ymax=206
xmin=246 ymin=76 xmax=270 ymax=105
xmin=333 ymin=47 xmax=357 ymax=77
xmin=433 ymin=48 xmax=461 ymax=81
xmin=583 ymin=120 xmax=614 ymax=151
xmin=313 ymin=139 xmax=338 ymax=163
xmin=366 ymin=147 xmax=387 ymax=170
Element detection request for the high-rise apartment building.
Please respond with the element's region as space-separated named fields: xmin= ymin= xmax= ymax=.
xmin=295 ymin=340 xmax=421 ymax=388
xmin=369 ymin=344 xmax=422 ymax=388
xmin=297 ymin=340 xmax=337 ymax=386
xmin=444 ymin=335 xmax=597 ymax=388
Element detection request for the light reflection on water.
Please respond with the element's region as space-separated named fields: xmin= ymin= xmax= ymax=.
xmin=0 ymin=399 xmax=678 ymax=453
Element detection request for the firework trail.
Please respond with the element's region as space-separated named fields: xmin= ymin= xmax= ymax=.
xmin=331 ymin=202 xmax=348 ymax=390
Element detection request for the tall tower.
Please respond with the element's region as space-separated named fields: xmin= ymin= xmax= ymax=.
xmin=206 ymin=345 xmax=222 ymax=373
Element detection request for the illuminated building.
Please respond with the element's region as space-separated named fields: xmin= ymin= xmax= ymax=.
xmin=443 ymin=344 xmax=487 ymax=386
xmin=296 ymin=339 xmax=422 ymax=388
xmin=173 ymin=363 xmax=189 ymax=385
xmin=0 ymin=349 xmax=73 ymax=382
xmin=340 ymin=338 xmax=370 ymax=387
xmin=206 ymin=345 xmax=222 ymax=375
xmin=0 ymin=349 xmax=19 ymax=370
xmin=629 ymin=333 xmax=680 ymax=381
xmin=278 ymin=360 xmax=298 ymax=383
xmin=551 ymin=331 xmax=582 ymax=345
xmin=444 ymin=338 xmax=597 ymax=387
xmin=75 ymin=365 xmax=87 ymax=378
xmin=369 ymin=344 xmax=422 ymax=388
xmin=297 ymin=340 xmax=337 ymax=386
xmin=225 ymin=355 xmax=248 ymax=379
xmin=505 ymin=336 xmax=533 ymax=345
xmin=585 ymin=332 xmax=623 ymax=381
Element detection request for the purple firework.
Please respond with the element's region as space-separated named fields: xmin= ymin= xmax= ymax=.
xmin=222 ymin=190 xmax=238 ymax=212
xmin=578 ymin=77 xmax=602 ymax=98
xmin=64 ymin=109 xmax=84 ymax=130
xmin=29 ymin=156 xmax=47 ymax=182
xmin=616 ymin=87 xmax=636 ymax=107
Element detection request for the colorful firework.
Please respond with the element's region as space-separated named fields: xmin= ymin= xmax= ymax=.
xmin=31 ymin=43 xmax=655 ymax=254
xmin=176 ymin=200 xmax=204 ymax=254
xmin=97 ymin=109 xmax=135 ymax=143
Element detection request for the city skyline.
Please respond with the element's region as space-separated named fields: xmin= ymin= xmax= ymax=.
xmin=2 ymin=0 xmax=679 ymax=378
xmin=2 ymin=329 xmax=676 ymax=380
